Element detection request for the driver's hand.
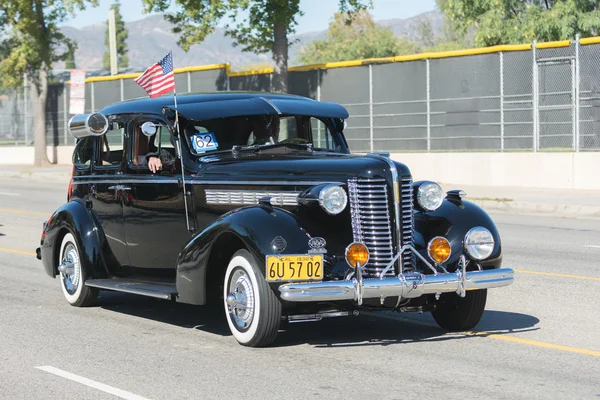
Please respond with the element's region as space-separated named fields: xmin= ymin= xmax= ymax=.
xmin=148 ymin=157 xmax=162 ymax=173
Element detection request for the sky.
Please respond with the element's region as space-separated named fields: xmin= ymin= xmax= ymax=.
xmin=62 ymin=0 xmax=437 ymax=34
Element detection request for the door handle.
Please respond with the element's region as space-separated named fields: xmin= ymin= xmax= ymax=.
xmin=121 ymin=186 xmax=132 ymax=191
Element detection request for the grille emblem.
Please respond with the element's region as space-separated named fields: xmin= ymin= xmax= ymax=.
xmin=271 ymin=236 xmax=287 ymax=253
xmin=308 ymin=237 xmax=327 ymax=254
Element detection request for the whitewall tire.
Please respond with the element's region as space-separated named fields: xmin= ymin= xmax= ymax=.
xmin=223 ymin=249 xmax=282 ymax=347
xmin=58 ymin=232 xmax=98 ymax=307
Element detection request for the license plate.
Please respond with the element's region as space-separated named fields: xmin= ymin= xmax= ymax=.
xmin=266 ymin=254 xmax=324 ymax=282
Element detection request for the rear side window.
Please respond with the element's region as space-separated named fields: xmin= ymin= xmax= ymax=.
xmin=72 ymin=137 xmax=93 ymax=166
xmin=97 ymin=127 xmax=125 ymax=167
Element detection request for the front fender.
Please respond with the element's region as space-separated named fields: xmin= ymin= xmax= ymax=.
xmin=176 ymin=205 xmax=316 ymax=305
xmin=414 ymin=199 xmax=502 ymax=270
xmin=40 ymin=199 xmax=110 ymax=279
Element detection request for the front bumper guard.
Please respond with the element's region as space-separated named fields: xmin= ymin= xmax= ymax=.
xmin=279 ymin=246 xmax=514 ymax=304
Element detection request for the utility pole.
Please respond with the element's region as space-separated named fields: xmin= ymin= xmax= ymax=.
xmin=108 ymin=8 xmax=118 ymax=75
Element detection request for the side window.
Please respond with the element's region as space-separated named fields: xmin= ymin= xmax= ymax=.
xmin=311 ymin=118 xmax=337 ymax=151
xmin=96 ymin=127 xmax=125 ymax=167
xmin=131 ymin=120 xmax=176 ymax=169
xmin=72 ymin=137 xmax=93 ymax=167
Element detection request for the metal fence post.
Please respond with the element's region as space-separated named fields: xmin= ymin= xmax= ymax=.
xmin=187 ymin=71 xmax=192 ymax=93
xmin=368 ymin=64 xmax=374 ymax=152
xmin=426 ymin=59 xmax=431 ymax=152
xmin=23 ymin=73 xmax=28 ymax=145
xmin=575 ymin=34 xmax=581 ymax=152
xmin=532 ymin=40 xmax=538 ymax=152
xmin=91 ymin=81 xmax=95 ymax=112
xmin=63 ymin=83 xmax=68 ymax=145
xmin=120 ymin=78 xmax=124 ymax=101
xmin=500 ymin=52 xmax=504 ymax=151
xmin=317 ymin=69 xmax=322 ymax=144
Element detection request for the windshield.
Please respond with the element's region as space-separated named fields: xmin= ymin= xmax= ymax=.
xmin=181 ymin=115 xmax=345 ymax=156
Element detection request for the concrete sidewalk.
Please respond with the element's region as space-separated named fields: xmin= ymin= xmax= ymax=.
xmin=0 ymin=165 xmax=598 ymax=219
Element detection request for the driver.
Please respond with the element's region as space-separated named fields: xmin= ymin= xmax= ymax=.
xmin=251 ymin=117 xmax=280 ymax=145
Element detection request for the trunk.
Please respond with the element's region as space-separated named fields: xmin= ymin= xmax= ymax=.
xmin=30 ymin=65 xmax=51 ymax=167
xmin=272 ymin=23 xmax=289 ymax=93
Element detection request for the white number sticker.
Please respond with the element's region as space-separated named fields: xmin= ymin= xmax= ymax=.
xmin=191 ymin=133 xmax=218 ymax=153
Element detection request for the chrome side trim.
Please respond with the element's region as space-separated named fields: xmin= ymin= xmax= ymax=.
xmin=205 ymin=189 xmax=300 ymax=206
xmin=191 ymin=180 xmax=345 ymax=186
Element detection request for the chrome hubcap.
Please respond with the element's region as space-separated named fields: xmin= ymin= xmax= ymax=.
xmin=227 ymin=269 xmax=255 ymax=331
xmin=60 ymin=244 xmax=81 ymax=295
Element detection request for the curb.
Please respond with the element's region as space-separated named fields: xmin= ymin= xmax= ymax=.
xmin=0 ymin=170 xmax=71 ymax=183
xmin=470 ymin=199 xmax=600 ymax=220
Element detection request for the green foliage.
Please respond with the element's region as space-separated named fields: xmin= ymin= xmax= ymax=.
xmin=0 ymin=0 xmax=96 ymax=87
xmin=438 ymin=0 xmax=600 ymax=47
xmin=297 ymin=10 xmax=419 ymax=64
xmin=412 ymin=14 xmax=471 ymax=53
xmin=103 ymin=0 xmax=129 ymax=70
xmin=65 ymin=42 xmax=76 ymax=69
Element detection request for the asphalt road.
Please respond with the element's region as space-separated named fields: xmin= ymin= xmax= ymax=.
xmin=0 ymin=178 xmax=599 ymax=400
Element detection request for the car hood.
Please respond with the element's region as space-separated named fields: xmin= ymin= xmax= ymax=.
xmin=192 ymin=151 xmax=411 ymax=183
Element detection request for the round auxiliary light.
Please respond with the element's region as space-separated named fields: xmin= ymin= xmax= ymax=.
xmin=464 ymin=226 xmax=495 ymax=260
xmin=345 ymin=242 xmax=370 ymax=268
xmin=319 ymin=184 xmax=348 ymax=215
xmin=417 ymin=181 xmax=444 ymax=211
xmin=428 ymin=236 xmax=452 ymax=264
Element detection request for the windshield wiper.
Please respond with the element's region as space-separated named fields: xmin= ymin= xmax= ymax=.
xmin=198 ymin=142 xmax=318 ymax=162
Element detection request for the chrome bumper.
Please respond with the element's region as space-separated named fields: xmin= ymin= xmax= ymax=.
xmin=279 ymin=249 xmax=514 ymax=304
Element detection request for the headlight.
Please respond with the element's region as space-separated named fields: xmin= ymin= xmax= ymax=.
xmin=416 ymin=181 xmax=444 ymax=211
xmin=318 ymin=184 xmax=348 ymax=215
xmin=464 ymin=227 xmax=495 ymax=260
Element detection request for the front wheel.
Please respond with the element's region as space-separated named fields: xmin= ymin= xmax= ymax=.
xmin=223 ymin=249 xmax=282 ymax=347
xmin=58 ymin=232 xmax=98 ymax=307
xmin=431 ymin=289 xmax=487 ymax=331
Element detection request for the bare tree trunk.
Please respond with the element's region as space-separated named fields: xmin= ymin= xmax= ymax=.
xmin=30 ymin=65 xmax=51 ymax=167
xmin=272 ymin=23 xmax=289 ymax=93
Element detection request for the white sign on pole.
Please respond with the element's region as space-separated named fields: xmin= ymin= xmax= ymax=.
xmin=69 ymin=69 xmax=86 ymax=115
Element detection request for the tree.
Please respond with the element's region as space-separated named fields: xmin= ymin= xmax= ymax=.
xmin=438 ymin=0 xmax=600 ymax=47
xmin=141 ymin=0 xmax=372 ymax=93
xmin=103 ymin=0 xmax=129 ymax=70
xmin=0 ymin=1 xmax=97 ymax=166
xmin=65 ymin=43 xmax=76 ymax=70
xmin=412 ymin=14 xmax=470 ymax=53
xmin=297 ymin=10 xmax=419 ymax=65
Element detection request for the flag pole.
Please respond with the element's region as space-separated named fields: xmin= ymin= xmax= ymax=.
xmin=171 ymin=50 xmax=191 ymax=232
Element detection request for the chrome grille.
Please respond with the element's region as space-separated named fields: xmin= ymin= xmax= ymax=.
xmin=400 ymin=176 xmax=415 ymax=271
xmin=348 ymin=178 xmax=394 ymax=277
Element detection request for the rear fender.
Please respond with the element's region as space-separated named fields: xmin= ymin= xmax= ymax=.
xmin=176 ymin=205 xmax=315 ymax=305
xmin=40 ymin=199 xmax=110 ymax=279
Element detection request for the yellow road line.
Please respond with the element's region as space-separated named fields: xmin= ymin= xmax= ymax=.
xmin=365 ymin=312 xmax=600 ymax=357
xmin=465 ymin=331 xmax=600 ymax=357
xmin=0 ymin=247 xmax=37 ymax=256
xmin=515 ymin=269 xmax=600 ymax=282
xmin=0 ymin=207 xmax=48 ymax=216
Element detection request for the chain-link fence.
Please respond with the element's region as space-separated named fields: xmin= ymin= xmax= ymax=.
xmin=3 ymin=37 xmax=600 ymax=152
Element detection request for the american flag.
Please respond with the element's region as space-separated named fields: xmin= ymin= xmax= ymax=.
xmin=134 ymin=52 xmax=175 ymax=98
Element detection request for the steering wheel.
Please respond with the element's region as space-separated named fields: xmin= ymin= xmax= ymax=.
xmin=279 ymin=137 xmax=309 ymax=144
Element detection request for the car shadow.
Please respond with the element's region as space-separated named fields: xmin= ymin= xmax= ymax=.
xmin=95 ymin=291 xmax=540 ymax=348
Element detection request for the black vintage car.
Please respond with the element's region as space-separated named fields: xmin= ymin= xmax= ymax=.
xmin=36 ymin=92 xmax=514 ymax=347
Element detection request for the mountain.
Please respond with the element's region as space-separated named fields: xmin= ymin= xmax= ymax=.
xmin=56 ymin=10 xmax=443 ymax=73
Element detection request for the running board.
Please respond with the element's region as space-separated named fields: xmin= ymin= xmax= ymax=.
xmin=85 ymin=279 xmax=177 ymax=300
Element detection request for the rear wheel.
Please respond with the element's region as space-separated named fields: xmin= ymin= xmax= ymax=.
xmin=58 ymin=233 xmax=98 ymax=307
xmin=223 ymin=249 xmax=282 ymax=347
xmin=431 ymin=289 xmax=487 ymax=331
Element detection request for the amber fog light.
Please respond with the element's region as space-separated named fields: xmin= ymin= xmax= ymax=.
xmin=428 ymin=237 xmax=451 ymax=264
xmin=345 ymin=242 xmax=370 ymax=268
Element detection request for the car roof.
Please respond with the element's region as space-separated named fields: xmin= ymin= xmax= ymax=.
xmin=98 ymin=91 xmax=349 ymax=120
